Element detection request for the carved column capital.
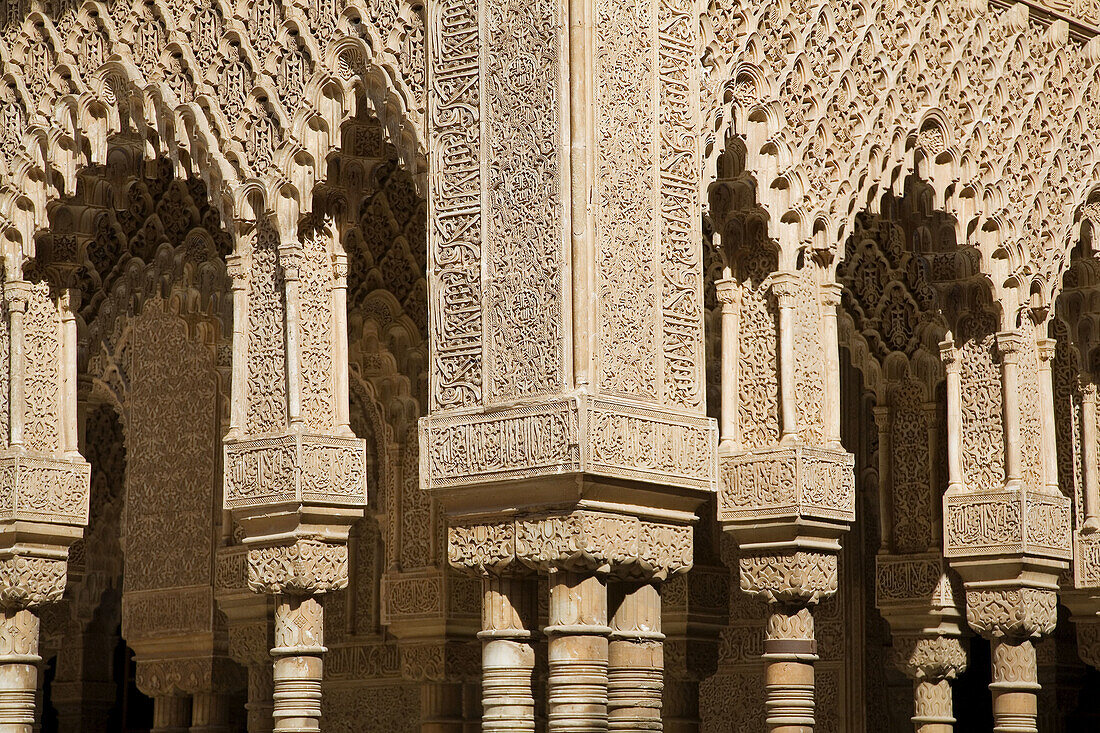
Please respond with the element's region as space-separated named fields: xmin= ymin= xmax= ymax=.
xmin=965 ymin=587 xmax=1057 ymax=640
xmin=738 ymin=550 xmax=838 ymax=606
xmin=818 ymin=281 xmax=843 ymax=308
xmin=713 ymin=278 xmax=738 ymax=307
xmin=224 ymin=253 xmax=250 ymax=286
xmin=247 ymin=538 xmax=349 ymax=595
xmin=939 ymin=340 xmax=959 ymax=372
xmin=769 ymin=273 xmax=800 ymax=309
xmin=995 ymin=330 xmax=1026 ymax=363
xmin=1036 ymin=337 xmax=1057 ymax=363
xmin=0 ymin=557 xmax=67 ymax=610
xmin=893 ymin=634 xmax=967 ymax=681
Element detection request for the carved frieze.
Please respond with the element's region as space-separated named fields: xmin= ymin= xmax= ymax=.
xmin=718 ymin=445 xmax=855 ymax=525
xmin=875 ymin=554 xmax=957 ymax=609
xmin=224 ymin=432 xmax=367 ymax=509
xmin=122 ymin=586 xmax=213 ymax=638
xmin=421 ymin=396 xmax=717 ymax=492
xmin=0 ymin=556 xmax=67 ymax=609
xmin=943 ymin=489 xmax=1071 ymax=560
xmin=0 ymin=453 xmax=89 ymax=525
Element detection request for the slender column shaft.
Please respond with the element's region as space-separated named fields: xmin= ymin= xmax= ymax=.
xmin=774 ymin=279 xmax=798 ymax=443
xmin=191 ymin=692 xmax=231 ymax=733
xmin=546 ymin=570 xmax=610 ymax=733
xmin=272 ymin=595 xmax=325 ymax=732
xmin=608 ymin=582 xmax=663 ymax=732
xmin=1036 ymin=340 xmax=1059 ymax=492
xmin=7 ymin=286 xmax=26 ymax=447
xmin=913 ymin=679 xmax=953 ymax=733
xmin=998 ymin=334 xmax=1022 ymax=485
xmin=60 ymin=288 xmax=79 ymax=456
xmin=924 ymin=403 xmax=944 ymax=548
xmin=280 ymin=245 xmax=303 ymax=427
xmin=763 ymin=605 xmax=816 ymax=733
xmin=874 ymin=405 xmax=893 ymax=551
xmin=990 ymin=638 xmax=1039 ymax=733
xmin=481 ymin=576 xmax=536 ymax=733
xmin=0 ymin=608 xmax=39 ymax=733
xmin=227 ymin=257 xmax=249 ymax=436
xmin=715 ymin=278 xmax=738 ymax=448
xmin=422 ymin=682 xmax=465 ymax=733
xmin=941 ymin=343 xmax=963 ymax=492
xmin=1082 ymin=383 xmax=1100 ymax=532
xmin=331 ymin=252 xmax=351 ymax=436
xmin=820 ymin=284 xmax=842 ymax=448
xmin=153 ymin=695 xmax=191 ymax=733
xmin=246 ymin=664 xmax=275 ymax=733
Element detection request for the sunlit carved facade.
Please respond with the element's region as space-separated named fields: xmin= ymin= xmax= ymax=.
xmin=5 ymin=0 xmax=1100 ymax=731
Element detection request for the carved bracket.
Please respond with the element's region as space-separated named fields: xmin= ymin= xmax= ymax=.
xmin=738 ymin=550 xmax=838 ymax=605
xmin=876 ymin=553 xmax=959 ymax=613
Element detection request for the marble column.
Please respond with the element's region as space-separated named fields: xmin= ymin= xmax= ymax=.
xmin=271 ymin=595 xmax=325 ymax=732
xmin=608 ymin=582 xmax=663 ymax=732
xmin=0 ymin=608 xmax=40 ymax=733
xmin=894 ymin=634 xmax=967 ymax=733
xmin=481 ymin=576 xmax=536 ymax=733
xmin=546 ymin=570 xmax=610 ymax=733
xmin=153 ymin=695 xmax=192 ymax=733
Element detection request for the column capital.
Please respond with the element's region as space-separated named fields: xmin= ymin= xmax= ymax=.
xmin=995 ymin=330 xmax=1026 ymax=362
xmin=769 ymin=272 xmax=800 ymax=309
xmin=713 ymin=277 xmax=738 ymax=306
xmin=819 ymin=281 xmax=844 ymax=308
xmin=939 ymin=339 xmax=959 ymax=371
xmin=738 ymin=550 xmax=838 ymax=606
xmin=246 ymin=538 xmax=349 ymax=595
xmin=965 ymin=586 xmax=1057 ymax=640
xmin=1036 ymin=337 xmax=1057 ymax=362
xmin=893 ymin=634 xmax=967 ymax=681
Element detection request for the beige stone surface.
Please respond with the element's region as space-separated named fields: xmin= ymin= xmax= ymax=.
xmin=4 ymin=0 xmax=1100 ymax=730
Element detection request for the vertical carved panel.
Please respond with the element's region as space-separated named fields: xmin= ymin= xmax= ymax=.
xmin=125 ymin=301 xmax=216 ymax=592
xmin=959 ymin=311 xmax=1004 ymax=492
xmin=299 ymin=220 xmax=336 ymax=432
xmin=736 ymin=242 xmax=779 ymax=449
xmin=246 ymin=218 xmax=288 ymax=431
xmin=484 ymin=0 xmax=563 ymax=402
xmin=1052 ymin=321 xmax=1082 ymax=513
xmin=658 ymin=0 xmax=702 ymax=410
xmin=0 ymin=283 xmax=9 ymax=447
xmin=24 ymin=282 xmax=61 ymax=452
xmin=428 ymin=0 xmax=484 ymax=410
xmin=794 ymin=267 xmax=826 ymax=444
xmin=596 ymin=0 xmax=657 ymax=399
xmin=1018 ymin=324 xmax=1044 ymax=492
xmin=890 ymin=380 xmax=932 ymax=554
